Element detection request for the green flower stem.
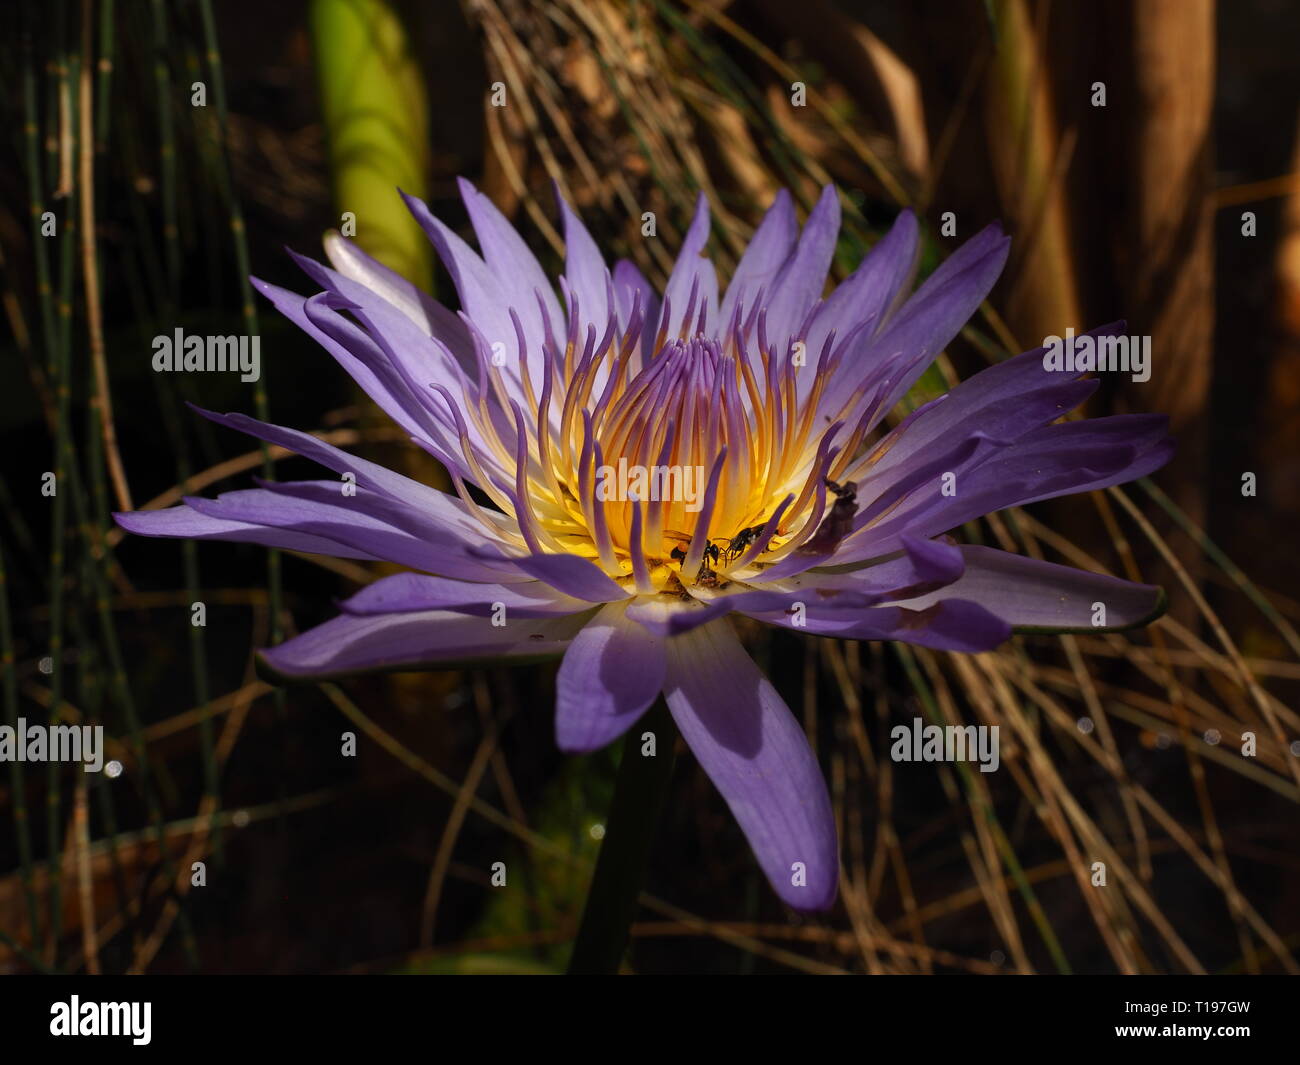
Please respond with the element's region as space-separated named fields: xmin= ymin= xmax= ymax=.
xmin=567 ymin=701 xmax=677 ymax=975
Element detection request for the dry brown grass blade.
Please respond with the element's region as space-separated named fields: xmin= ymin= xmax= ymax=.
xmin=996 ymin=660 xmax=1298 ymax=973
xmin=1110 ymin=487 xmax=1300 ymax=790
xmin=964 ymin=653 xmax=1204 ymax=973
xmin=73 ymin=775 xmax=98 ymax=974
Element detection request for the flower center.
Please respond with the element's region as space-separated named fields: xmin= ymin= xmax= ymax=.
xmin=469 ymin=296 xmax=863 ymax=590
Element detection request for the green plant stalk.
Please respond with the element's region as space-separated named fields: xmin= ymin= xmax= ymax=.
xmin=78 ymin=393 xmax=131 ymax=944
xmin=69 ymin=562 xmax=128 ymax=927
xmin=196 ymin=0 xmax=278 ymax=582
xmin=309 ymin=0 xmax=433 ymax=289
xmin=180 ymin=34 xmax=223 ymax=314
xmin=25 ymin=10 xmax=124 ymax=959
xmin=197 ymin=1 xmax=288 ymax=815
xmin=151 ymin=0 xmax=219 ymax=862
xmin=567 ymin=701 xmax=677 ymax=975
xmin=22 ymin=35 xmax=57 ymax=373
xmin=46 ymin=41 xmax=81 ymax=956
xmin=150 ymin=0 xmax=179 ymax=297
xmin=84 ymin=423 xmax=200 ymax=967
xmin=79 ymin=0 xmax=137 ymax=947
xmin=93 ymin=0 xmax=113 ymax=149
xmin=42 ymin=0 xmax=65 ymax=198
xmin=155 ymin=377 xmax=220 ymax=857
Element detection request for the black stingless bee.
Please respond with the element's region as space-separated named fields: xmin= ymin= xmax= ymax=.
xmin=720 ymin=523 xmax=765 ymax=564
xmin=670 ymin=539 xmax=724 ymax=586
xmin=669 ymin=540 xmax=722 ymax=565
xmin=670 ymin=523 xmax=767 ymax=585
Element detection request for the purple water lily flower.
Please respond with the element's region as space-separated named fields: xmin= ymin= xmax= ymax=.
xmin=116 ymin=180 xmax=1171 ymax=911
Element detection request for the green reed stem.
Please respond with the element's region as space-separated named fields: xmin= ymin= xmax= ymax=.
xmin=93 ymin=0 xmax=113 ymax=149
xmin=150 ymin=0 xmax=179 ymax=298
xmin=197 ymin=0 xmax=289 ymax=847
xmin=84 ymin=456 xmax=201 ymax=968
xmin=22 ymin=34 xmax=57 ymax=371
xmin=567 ymin=701 xmax=677 ymax=975
xmin=148 ymin=0 xmax=220 ymax=861
xmin=78 ymin=361 xmax=131 ymax=954
xmin=45 ymin=34 xmax=81 ymax=955
xmin=42 ymin=0 xmax=64 ymax=198
xmin=197 ymin=0 xmax=283 ymax=643
xmin=155 ymin=378 xmax=221 ymax=857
